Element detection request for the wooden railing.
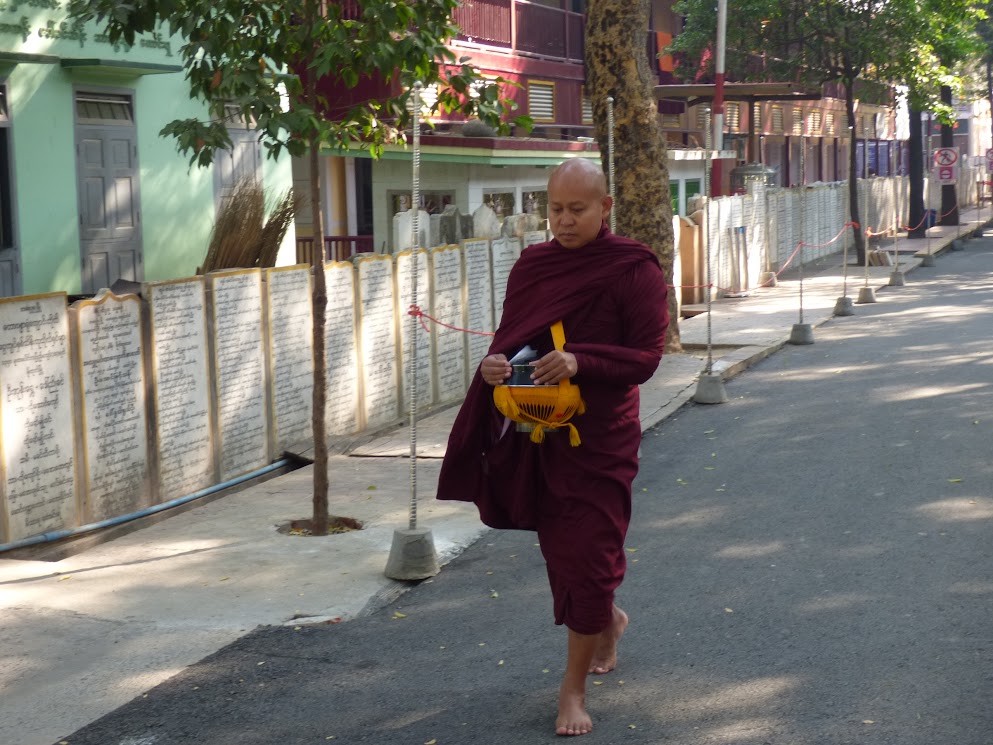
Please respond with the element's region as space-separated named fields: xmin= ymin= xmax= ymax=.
xmin=454 ymin=0 xmax=585 ymax=63
xmin=296 ymin=235 xmax=374 ymax=264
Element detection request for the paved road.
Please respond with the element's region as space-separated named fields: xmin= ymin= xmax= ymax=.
xmin=57 ymin=240 xmax=993 ymax=745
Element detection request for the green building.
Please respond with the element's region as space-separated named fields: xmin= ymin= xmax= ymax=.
xmin=0 ymin=1 xmax=293 ymax=297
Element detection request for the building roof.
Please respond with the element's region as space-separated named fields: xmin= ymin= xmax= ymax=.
xmin=655 ymin=82 xmax=822 ymax=106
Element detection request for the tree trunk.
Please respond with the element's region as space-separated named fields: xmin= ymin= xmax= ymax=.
xmin=907 ymin=105 xmax=926 ymax=239
xmin=585 ymin=0 xmax=681 ymax=353
xmin=307 ymin=0 xmax=330 ymax=536
xmin=845 ymin=82 xmax=866 ymax=266
xmin=939 ymin=84 xmax=959 ymax=226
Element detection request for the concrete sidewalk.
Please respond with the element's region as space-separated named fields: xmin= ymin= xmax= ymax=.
xmin=1 ymin=207 xmax=987 ymax=745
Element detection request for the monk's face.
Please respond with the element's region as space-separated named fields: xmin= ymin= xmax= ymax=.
xmin=547 ymin=167 xmax=612 ymax=249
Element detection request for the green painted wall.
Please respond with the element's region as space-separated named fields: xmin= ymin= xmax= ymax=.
xmin=0 ymin=3 xmax=295 ymax=295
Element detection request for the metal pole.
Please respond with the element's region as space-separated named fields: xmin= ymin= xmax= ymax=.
xmin=607 ymin=96 xmax=616 ymax=233
xmin=863 ymin=136 xmax=870 ymax=286
xmin=711 ymin=0 xmax=728 ymax=195
xmin=800 ymin=135 xmax=806 ymax=289
xmin=703 ymin=106 xmax=714 ymax=374
xmin=408 ymin=82 xmax=421 ymax=531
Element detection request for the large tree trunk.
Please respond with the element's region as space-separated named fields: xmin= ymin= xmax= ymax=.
xmin=307 ymin=0 xmax=330 ymax=536
xmin=939 ymin=84 xmax=959 ymax=226
xmin=907 ymin=105 xmax=926 ymax=239
xmin=585 ymin=0 xmax=681 ymax=353
xmin=845 ymin=82 xmax=866 ymax=266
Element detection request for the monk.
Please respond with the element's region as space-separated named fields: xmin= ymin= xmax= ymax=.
xmin=437 ymin=158 xmax=669 ymax=736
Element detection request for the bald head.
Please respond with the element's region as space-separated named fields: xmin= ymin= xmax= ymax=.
xmin=548 ymin=159 xmax=608 ymax=198
xmin=546 ymin=159 xmax=612 ymax=249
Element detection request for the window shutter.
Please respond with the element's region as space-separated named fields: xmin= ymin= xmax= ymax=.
xmin=726 ymin=103 xmax=740 ymax=132
xmin=582 ymin=97 xmax=593 ymax=125
xmin=772 ymin=106 xmax=784 ymax=133
xmin=528 ymin=81 xmax=555 ymax=123
xmin=792 ymin=108 xmax=803 ymax=135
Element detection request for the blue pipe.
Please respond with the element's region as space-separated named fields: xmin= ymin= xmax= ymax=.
xmin=0 ymin=458 xmax=293 ymax=554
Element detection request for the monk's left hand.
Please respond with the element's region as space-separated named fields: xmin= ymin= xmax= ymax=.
xmin=531 ymin=350 xmax=578 ymax=385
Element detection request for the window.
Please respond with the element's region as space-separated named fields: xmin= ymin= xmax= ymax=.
xmin=661 ymin=113 xmax=682 ymax=129
xmin=75 ymin=93 xmax=133 ymax=125
xmin=0 ymin=88 xmax=13 ymax=249
xmin=771 ymin=105 xmax=784 ymax=133
xmin=582 ymin=96 xmax=593 ymax=126
xmin=726 ymin=103 xmax=740 ymax=132
xmin=696 ymin=105 xmax=709 ymax=129
xmin=825 ymin=112 xmax=835 ymax=136
xmin=527 ymin=80 xmax=555 ymax=123
xmin=809 ymin=111 xmax=822 ymax=134
xmin=792 ymin=108 xmax=803 ymax=136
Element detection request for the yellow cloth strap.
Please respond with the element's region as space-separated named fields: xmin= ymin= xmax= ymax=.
xmin=550 ymin=320 xmax=566 ymax=352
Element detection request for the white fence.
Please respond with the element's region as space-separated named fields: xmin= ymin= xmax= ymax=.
xmin=703 ymin=164 xmax=981 ymax=297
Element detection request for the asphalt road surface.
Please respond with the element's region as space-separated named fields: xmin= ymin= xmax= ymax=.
xmin=56 ymin=240 xmax=993 ymax=745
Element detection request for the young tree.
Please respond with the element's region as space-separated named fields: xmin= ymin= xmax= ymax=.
xmin=585 ymin=0 xmax=681 ymax=352
xmin=68 ymin=0 xmax=525 ymax=535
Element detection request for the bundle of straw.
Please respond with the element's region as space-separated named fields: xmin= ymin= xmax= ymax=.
xmin=199 ymin=179 xmax=297 ymax=273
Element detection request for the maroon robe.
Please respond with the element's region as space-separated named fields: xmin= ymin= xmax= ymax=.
xmin=437 ymin=225 xmax=669 ymax=634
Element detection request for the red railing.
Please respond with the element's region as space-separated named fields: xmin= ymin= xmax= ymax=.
xmin=453 ymin=0 xmax=585 ymax=63
xmin=296 ymin=235 xmax=374 ymax=264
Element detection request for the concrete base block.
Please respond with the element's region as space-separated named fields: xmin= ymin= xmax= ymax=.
xmin=758 ymin=271 xmax=778 ymax=288
xmin=693 ymin=373 xmax=728 ymax=404
xmin=921 ymin=253 xmax=936 ymax=267
xmin=384 ymin=527 xmax=440 ymax=581
xmin=788 ymin=323 xmax=814 ymax=345
xmin=888 ymin=270 xmax=906 ymax=287
xmin=833 ymin=296 xmax=855 ymax=316
xmin=856 ymin=286 xmax=877 ymax=304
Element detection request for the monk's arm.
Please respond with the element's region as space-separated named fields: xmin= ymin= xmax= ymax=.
xmin=566 ymin=263 xmax=669 ymax=385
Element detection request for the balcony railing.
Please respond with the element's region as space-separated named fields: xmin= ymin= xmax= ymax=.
xmin=296 ymin=235 xmax=374 ymax=264
xmin=335 ymin=1 xmax=669 ymax=80
xmin=454 ymin=0 xmax=584 ymax=63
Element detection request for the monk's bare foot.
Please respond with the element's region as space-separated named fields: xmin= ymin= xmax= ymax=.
xmin=556 ymin=688 xmax=593 ymax=736
xmin=589 ymin=605 xmax=628 ymax=674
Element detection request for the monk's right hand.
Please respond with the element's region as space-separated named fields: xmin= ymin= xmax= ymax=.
xmin=481 ymin=354 xmax=512 ymax=386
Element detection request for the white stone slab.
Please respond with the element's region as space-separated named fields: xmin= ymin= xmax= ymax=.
xmin=356 ymin=255 xmax=399 ymax=430
xmin=430 ymin=245 xmax=466 ymax=404
xmin=208 ymin=269 xmax=269 ymax=481
xmin=522 ymin=230 xmax=549 ymax=247
xmin=0 ymin=293 xmax=78 ymax=542
xmin=490 ymin=237 xmax=520 ymax=327
xmin=265 ymin=266 xmax=313 ymax=455
xmin=396 ymin=249 xmax=433 ymax=413
xmin=72 ymin=290 xmax=150 ymax=523
xmin=147 ymin=278 xmax=215 ymax=501
xmin=324 ymin=262 xmax=360 ymax=436
xmin=461 ymin=239 xmax=494 ymax=375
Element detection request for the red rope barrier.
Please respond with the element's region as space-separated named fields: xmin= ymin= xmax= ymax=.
xmin=901 ymin=212 xmax=929 ymax=233
xmin=799 ymin=221 xmax=858 ymax=250
xmin=408 ymin=304 xmax=496 ymax=336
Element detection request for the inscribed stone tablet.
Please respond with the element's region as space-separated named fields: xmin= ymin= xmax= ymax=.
xmin=0 ymin=293 xmax=78 ymax=542
xmin=523 ymin=230 xmax=548 ymax=247
xmin=489 ymin=237 xmax=517 ymax=327
xmin=461 ymin=239 xmax=494 ymax=374
xmin=147 ymin=278 xmax=214 ymax=501
xmin=430 ymin=246 xmax=466 ymax=404
xmin=209 ymin=269 xmax=269 ymax=481
xmin=324 ymin=262 xmax=360 ymax=435
xmin=266 ymin=266 xmax=313 ymax=455
xmin=73 ymin=290 xmax=150 ymax=523
xmin=356 ymin=255 xmax=399 ymax=430
xmin=396 ymin=249 xmax=433 ymax=413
